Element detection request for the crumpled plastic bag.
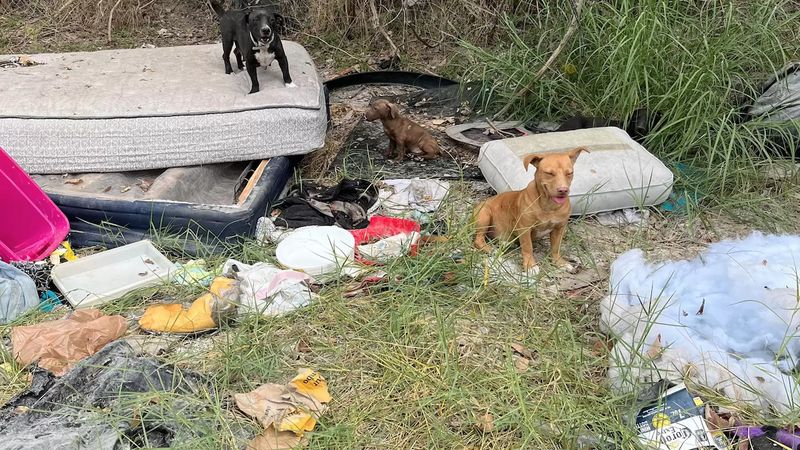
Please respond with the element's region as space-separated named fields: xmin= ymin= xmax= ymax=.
xmin=222 ymin=259 xmax=314 ymax=317
xmin=11 ymin=308 xmax=128 ymax=375
xmin=0 ymin=261 xmax=39 ymax=324
xmin=139 ymin=276 xmax=238 ymax=333
xmin=357 ymin=231 xmax=420 ymax=263
xmin=379 ymin=178 xmax=450 ymax=215
xmin=235 ymin=369 xmax=332 ymax=450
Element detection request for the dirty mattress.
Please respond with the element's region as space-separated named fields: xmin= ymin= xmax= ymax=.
xmin=0 ymin=43 xmax=326 ymax=174
xmin=32 ymin=158 xmax=296 ymax=252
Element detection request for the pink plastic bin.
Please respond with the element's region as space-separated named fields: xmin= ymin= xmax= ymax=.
xmin=0 ymin=147 xmax=69 ymax=262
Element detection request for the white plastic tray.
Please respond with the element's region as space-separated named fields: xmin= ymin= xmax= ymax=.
xmin=51 ymin=240 xmax=175 ymax=308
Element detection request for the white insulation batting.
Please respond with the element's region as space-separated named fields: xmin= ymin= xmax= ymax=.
xmin=601 ymin=232 xmax=800 ymax=413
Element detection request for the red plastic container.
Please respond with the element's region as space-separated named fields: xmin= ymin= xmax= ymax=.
xmin=0 ymin=147 xmax=70 ymax=261
xmin=350 ymin=215 xmax=421 ymax=265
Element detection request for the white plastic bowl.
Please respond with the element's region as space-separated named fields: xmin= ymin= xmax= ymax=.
xmin=275 ymin=226 xmax=355 ymax=278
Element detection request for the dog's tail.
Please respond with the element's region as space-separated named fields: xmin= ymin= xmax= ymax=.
xmin=207 ymin=0 xmax=226 ymax=17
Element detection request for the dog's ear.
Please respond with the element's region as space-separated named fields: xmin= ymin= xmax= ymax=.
xmin=272 ymin=13 xmax=286 ymax=33
xmin=388 ymin=103 xmax=400 ymax=119
xmin=567 ymin=146 xmax=590 ymax=163
xmin=522 ymin=154 xmax=544 ymax=170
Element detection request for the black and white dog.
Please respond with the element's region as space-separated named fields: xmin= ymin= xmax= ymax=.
xmin=210 ymin=0 xmax=294 ymax=94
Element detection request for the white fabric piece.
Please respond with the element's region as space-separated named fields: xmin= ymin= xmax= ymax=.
xmin=379 ymin=179 xmax=450 ymax=215
xmin=222 ymin=259 xmax=314 ymax=317
xmin=0 ymin=43 xmax=326 ymax=173
xmin=477 ymin=127 xmax=673 ymax=215
xmin=601 ymin=232 xmax=800 ymax=413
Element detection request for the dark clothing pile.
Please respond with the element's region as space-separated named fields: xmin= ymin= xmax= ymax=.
xmin=273 ymin=179 xmax=379 ymax=229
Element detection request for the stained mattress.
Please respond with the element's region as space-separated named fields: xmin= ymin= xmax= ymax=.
xmin=0 ymin=43 xmax=326 ymax=174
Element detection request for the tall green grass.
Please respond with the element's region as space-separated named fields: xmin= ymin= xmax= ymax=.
xmin=464 ymin=0 xmax=800 ymax=202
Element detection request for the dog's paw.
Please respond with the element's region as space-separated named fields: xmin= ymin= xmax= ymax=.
xmin=285 ymin=82 xmax=297 ymax=88
xmin=525 ymin=265 xmax=541 ymax=277
xmin=563 ymin=262 xmax=578 ymax=274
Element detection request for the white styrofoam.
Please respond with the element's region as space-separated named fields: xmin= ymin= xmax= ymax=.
xmin=51 ymin=240 xmax=175 ymax=309
xmin=477 ymin=127 xmax=673 ymax=215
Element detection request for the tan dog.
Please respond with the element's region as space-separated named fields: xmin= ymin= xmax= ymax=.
xmin=364 ymin=99 xmax=440 ymax=161
xmin=473 ymin=147 xmax=588 ymax=272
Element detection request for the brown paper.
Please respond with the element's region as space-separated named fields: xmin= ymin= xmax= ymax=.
xmin=247 ymin=428 xmax=306 ymax=450
xmin=11 ymin=308 xmax=128 ymax=376
xmin=235 ymin=369 xmax=332 ymax=449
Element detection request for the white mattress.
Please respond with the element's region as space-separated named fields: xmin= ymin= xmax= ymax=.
xmin=478 ymin=127 xmax=673 ymax=215
xmin=0 ymin=43 xmax=326 ymax=173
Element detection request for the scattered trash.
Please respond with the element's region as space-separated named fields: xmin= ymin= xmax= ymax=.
xmin=8 ymin=260 xmax=51 ymax=291
xmin=350 ymin=215 xmax=421 ymax=264
xmin=0 ymin=340 xmax=209 ymax=449
xmin=171 ymin=259 xmax=214 ymax=286
xmin=63 ymin=178 xmax=83 ymax=185
xmin=0 ymin=261 xmax=39 ymax=323
xmin=222 ymin=259 xmax=315 ymax=317
xmin=139 ymin=276 xmax=238 ymax=333
xmin=256 ymin=217 xmax=295 ymax=244
xmin=602 ymin=232 xmax=800 ymax=413
xmin=378 ymin=178 xmax=449 ymax=217
xmin=732 ymin=423 xmax=800 ymax=449
xmin=342 ymin=272 xmax=388 ymax=298
xmin=356 ymin=232 xmax=420 ymax=264
xmin=11 ymin=308 xmax=128 ymax=375
xmin=48 ymin=241 xmax=77 ymax=265
xmin=595 ymin=208 xmax=649 ymax=226
xmin=0 ymin=146 xmax=70 ymax=262
xmin=38 ymin=290 xmax=60 ymax=312
xmin=659 ymin=190 xmax=705 ymax=213
xmin=275 ymin=226 xmax=356 ymax=279
xmin=747 ymin=61 xmax=800 ymax=157
xmin=445 ymin=120 xmax=533 ymax=148
xmin=273 ymin=179 xmax=378 ymax=229
xmin=51 ymin=240 xmax=174 ymax=309
xmin=235 ymin=369 xmax=332 ymax=450
xmin=632 ymin=383 xmax=725 ymax=449
xmin=0 ymin=55 xmax=40 ymax=68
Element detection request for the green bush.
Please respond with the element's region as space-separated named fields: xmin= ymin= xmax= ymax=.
xmin=464 ymin=0 xmax=800 ymax=197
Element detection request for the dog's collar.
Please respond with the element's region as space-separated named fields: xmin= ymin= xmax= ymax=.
xmin=250 ymin=32 xmax=274 ymax=51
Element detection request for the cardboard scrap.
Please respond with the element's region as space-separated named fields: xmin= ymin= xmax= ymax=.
xmin=635 ymin=383 xmax=725 ymax=449
xmin=11 ymin=309 xmax=128 ymax=376
xmin=236 ymin=369 xmax=332 ymax=450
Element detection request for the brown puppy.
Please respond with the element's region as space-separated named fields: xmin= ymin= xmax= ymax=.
xmin=473 ymin=147 xmax=588 ymax=272
xmin=364 ymin=99 xmax=440 ymax=161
